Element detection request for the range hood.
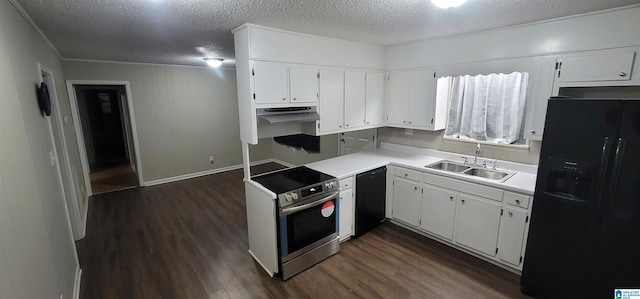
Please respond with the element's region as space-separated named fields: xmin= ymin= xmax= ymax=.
xmin=256 ymin=106 xmax=320 ymax=124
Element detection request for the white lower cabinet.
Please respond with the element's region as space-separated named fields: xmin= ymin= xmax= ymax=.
xmin=454 ymin=193 xmax=502 ymax=257
xmin=339 ymin=176 xmax=354 ymax=241
xmin=390 ymin=166 xmax=532 ymax=271
xmin=497 ymin=206 xmax=528 ymax=266
xmin=391 ymin=177 xmax=422 ymax=227
xmin=420 ymin=184 xmax=456 ymax=241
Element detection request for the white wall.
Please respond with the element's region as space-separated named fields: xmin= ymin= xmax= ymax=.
xmin=0 ymin=1 xmax=79 ymax=298
xmin=381 ymin=5 xmax=640 ymax=165
xmin=63 ymin=61 xmax=252 ymax=183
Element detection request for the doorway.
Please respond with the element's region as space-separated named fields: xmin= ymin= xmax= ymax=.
xmin=67 ymin=81 xmax=143 ymax=196
xmin=39 ymin=64 xmax=86 ymax=241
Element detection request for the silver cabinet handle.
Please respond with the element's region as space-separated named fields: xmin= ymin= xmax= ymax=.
xmin=508 ymin=211 xmax=513 ymax=217
xmin=515 ymin=199 xmax=521 ymax=204
xmin=530 ymin=130 xmax=536 ymax=135
xmin=366 ymin=121 xmax=370 ymax=124
xmin=449 ymin=196 xmax=453 ymax=201
xmin=461 ymin=199 xmax=465 ymax=204
xmin=414 ymin=186 xmax=418 ymax=191
xmin=408 ymin=121 xmax=412 ymax=124
xmin=282 ymin=97 xmax=286 ymax=101
xmin=338 ymin=125 xmax=342 ymax=128
xmin=619 ymin=72 xmax=627 ymax=77
xmin=292 ymin=97 xmax=297 ymax=101
xmin=404 ymin=173 xmax=408 ymax=177
xmin=346 ymin=124 xmax=350 ymax=127
xmin=403 ymin=120 xmax=406 ymax=124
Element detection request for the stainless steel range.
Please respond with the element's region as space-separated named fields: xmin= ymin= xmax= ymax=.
xmin=252 ymin=166 xmax=340 ymax=280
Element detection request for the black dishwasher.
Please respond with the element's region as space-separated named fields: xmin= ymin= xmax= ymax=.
xmin=354 ymin=166 xmax=387 ymax=237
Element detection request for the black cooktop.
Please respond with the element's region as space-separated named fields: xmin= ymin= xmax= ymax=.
xmin=252 ymin=166 xmax=334 ymax=194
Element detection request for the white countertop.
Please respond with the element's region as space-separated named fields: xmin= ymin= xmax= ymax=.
xmin=306 ymin=143 xmax=537 ymax=195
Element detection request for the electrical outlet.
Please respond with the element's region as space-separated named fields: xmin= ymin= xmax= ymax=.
xmin=209 ymin=156 xmax=214 ymax=165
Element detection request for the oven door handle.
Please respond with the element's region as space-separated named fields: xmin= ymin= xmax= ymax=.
xmin=280 ymin=191 xmax=340 ymax=216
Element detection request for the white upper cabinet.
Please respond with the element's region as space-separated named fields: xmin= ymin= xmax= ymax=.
xmin=252 ymin=61 xmax=289 ymax=104
xmin=387 ymin=71 xmax=411 ymax=126
xmin=525 ymin=57 xmax=557 ymax=141
xmin=344 ymin=71 xmax=366 ymax=129
xmin=365 ymin=72 xmax=385 ymax=126
xmin=318 ymin=69 xmax=386 ymax=134
xmin=290 ymin=66 xmax=320 ymax=103
xmin=556 ymin=50 xmax=635 ymax=83
xmin=318 ymin=69 xmax=345 ymax=132
xmin=252 ymin=61 xmax=318 ymax=105
xmin=386 ymin=69 xmax=446 ymax=130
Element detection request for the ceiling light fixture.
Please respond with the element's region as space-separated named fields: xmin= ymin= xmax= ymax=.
xmin=204 ymin=58 xmax=224 ymax=68
xmin=431 ymin=0 xmax=467 ymax=9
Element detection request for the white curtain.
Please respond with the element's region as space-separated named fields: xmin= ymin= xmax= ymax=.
xmin=445 ymin=72 xmax=529 ymax=144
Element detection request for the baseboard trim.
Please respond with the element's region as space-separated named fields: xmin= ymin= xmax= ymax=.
xmin=73 ymin=266 xmax=82 ymax=299
xmin=79 ymin=193 xmax=89 ymax=240
xmin=144 ymin=159 xmax=293 ymax=187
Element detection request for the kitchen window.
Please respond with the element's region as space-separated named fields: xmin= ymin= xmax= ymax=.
xmin=444 ymin=72 xmax=530 ymax=146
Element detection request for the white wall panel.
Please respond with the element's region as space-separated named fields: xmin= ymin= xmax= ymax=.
xmin=245 ymin=25 xmax=386 ymax=70
xmin=388 ymin=6 xmax=640 ymax=70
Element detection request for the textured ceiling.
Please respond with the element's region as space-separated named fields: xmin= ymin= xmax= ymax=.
xmin=15 ymin=0 xmax=640 ymax=67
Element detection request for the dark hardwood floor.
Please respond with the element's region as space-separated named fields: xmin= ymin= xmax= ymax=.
xmin=80 ymin=162 xmax=529 ymax=299
xmin=89 ymin=162 xmax=139 ymax=194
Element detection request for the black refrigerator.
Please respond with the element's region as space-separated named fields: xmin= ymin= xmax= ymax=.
xmin=521 ymin=98 xmax=640 ymax=298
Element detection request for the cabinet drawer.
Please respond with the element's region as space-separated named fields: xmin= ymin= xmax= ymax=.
xmin=339 ymin=177 xmax=353 ymax=191
xmin=503 ymin=191 xmax=530 ymax=209
xmin=394 ymin=167 xmax=423 ymax=182
xmin=424 ymin=173 xmax=503 ymax=202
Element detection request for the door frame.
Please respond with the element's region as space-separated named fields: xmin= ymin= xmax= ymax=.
xmin=38 ymin=63 xmax=85 ymax=240
xmin=66 ymin=80 xmax=144 ymax=196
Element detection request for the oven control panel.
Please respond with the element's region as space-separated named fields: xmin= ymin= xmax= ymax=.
xmin=278 ymin=179 xmax=340 ymax=208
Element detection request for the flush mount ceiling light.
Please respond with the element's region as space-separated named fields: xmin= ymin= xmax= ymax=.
xmin=204 ymin=58 xmax=224 ymax=68
xmin=431 ymin=0 xmax=467 ymax=9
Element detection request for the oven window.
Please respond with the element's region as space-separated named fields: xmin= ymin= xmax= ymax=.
xmin=286 ymin=200 xmax=337 ymax=254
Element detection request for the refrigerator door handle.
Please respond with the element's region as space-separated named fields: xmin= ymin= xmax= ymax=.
xmin=608 ymin=138 xmax=626 ymax=199
xmin=595 ymin=137 xmax=613 ymax=203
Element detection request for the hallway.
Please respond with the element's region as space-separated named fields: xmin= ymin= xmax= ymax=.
xmin=89 ymin=163 xmax=138 ymax=194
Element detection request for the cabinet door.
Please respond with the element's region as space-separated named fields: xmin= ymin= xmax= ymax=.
xmin=252 ymin=61 xmax=289 ymax=104
xmin=497 ymin=207 xmax=527 ymax=267
xmin=409 ymin=69 xmax=436 ymax=127
xmin=290 ymin=66 xmax=319 ymax=103
xmin=387 ymin=72 xmax=410 ymax=126
xmin=557 ymin=51 xmax=635 ymax=82
xmin=365 ymin=72 xmax=385 ymax=126
xmin=318 ymin=69 xmax=345 ymax=132
xmin=339 ymin=188 xmax=353 ymax=241
xmin=525 ymin=58 xmax=557 ymax=141
xmin=454 ymin=194 xmax=502 ymax=256
xmin=420 ymin=184 xmax=456 ymax=241
xmin=391 ymin=177 xmax=422 ymax=226
xmin=344 ymin=71 xmax=366 ymax=129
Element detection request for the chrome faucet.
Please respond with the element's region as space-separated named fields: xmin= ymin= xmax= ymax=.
xmin=473 ymin=143 xmax=481 ymax=165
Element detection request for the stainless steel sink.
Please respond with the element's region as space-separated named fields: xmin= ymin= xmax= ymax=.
xmin=463 ymin=168 xmax=511 ymax=180
xmin=426 ymin=161 xmax=471 ymax=172
xmin=426 ymin=159 xmax=516 ymax=182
